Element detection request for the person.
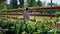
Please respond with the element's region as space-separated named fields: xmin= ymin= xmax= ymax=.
xmin=23 ymin=8 xmax=30 ymax=23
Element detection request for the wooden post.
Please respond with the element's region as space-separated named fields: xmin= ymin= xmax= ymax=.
xmin=34 ymin=10 xmax=36 ymax=22
xmin=50 ymin=0 xmax=52 ymax=19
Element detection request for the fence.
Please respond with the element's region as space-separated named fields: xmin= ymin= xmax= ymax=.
xmin=0 ymin=6 xmax=60 ymax=21
xmin=0 ymin=6 xmax=60 ymax=28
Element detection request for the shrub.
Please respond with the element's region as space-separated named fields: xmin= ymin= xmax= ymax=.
xmin=0 ymin=18 xmax=58 ymax=34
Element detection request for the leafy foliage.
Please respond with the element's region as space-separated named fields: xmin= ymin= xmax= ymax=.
xmin=10 ymin=0 xmax=18 ymax=9
xmin=47 ymin=3 xmax=57 ymax=6
xmin=0 ymin=18 xmax=59 ymax=34
xmin=19 ymin=0 xmax=24 ymax=8
xmin=26 ymin=0 xmax=36 ymax=7
xmin=55 ymin=12 xmax=60 ymax=17
xmin=0 ymin=2 xmax=7 ymax=10
xmin=36 ymin=0 xmax=42 ymax=7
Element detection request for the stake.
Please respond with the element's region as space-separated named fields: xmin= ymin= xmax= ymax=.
xmin=50 ymin=0 xmax=52 ymax=19
xmin=34 ymin=10 xmax=36 ymax=22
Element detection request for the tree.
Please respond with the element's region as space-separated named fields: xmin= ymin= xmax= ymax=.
xmin=10 ymin=0 xmax=18 ymax=9
xmin=19 ymin=0 xmax=24 ymax=8
xmin=36 ymin=0 xmax=42 ymax=7
xmin=26 ymin=0 xmax=36 ymax=7
xmin=47 ymin=3 xmax=57 ymax=6
xmin=0 ymin=2 xmax=7 ymax=10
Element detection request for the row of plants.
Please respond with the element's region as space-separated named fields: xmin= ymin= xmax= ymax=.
xmin=0 ymin=18 xmax=60 ymax=34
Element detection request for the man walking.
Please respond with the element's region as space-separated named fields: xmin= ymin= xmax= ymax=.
xmin=23 ymin=8 xmax=30 ymax=23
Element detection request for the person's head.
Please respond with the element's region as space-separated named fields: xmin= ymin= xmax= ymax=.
xmin=26 ymin=8 xmax=29 ymax=11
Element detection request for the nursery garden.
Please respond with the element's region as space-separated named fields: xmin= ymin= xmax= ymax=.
xmin=0 ymin=0 xmax=60 ymax=34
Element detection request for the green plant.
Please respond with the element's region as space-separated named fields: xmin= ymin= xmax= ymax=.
xmin=0 ymin=18 xmax=59 ymax=34
xmin=55 ymin=12 xmax=60 ymax=17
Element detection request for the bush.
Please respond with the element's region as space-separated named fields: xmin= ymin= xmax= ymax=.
xmin=0 ymin=18 xmax=59 ymax=34
xmin=55 ymin=12 xmax=60 ymax=17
